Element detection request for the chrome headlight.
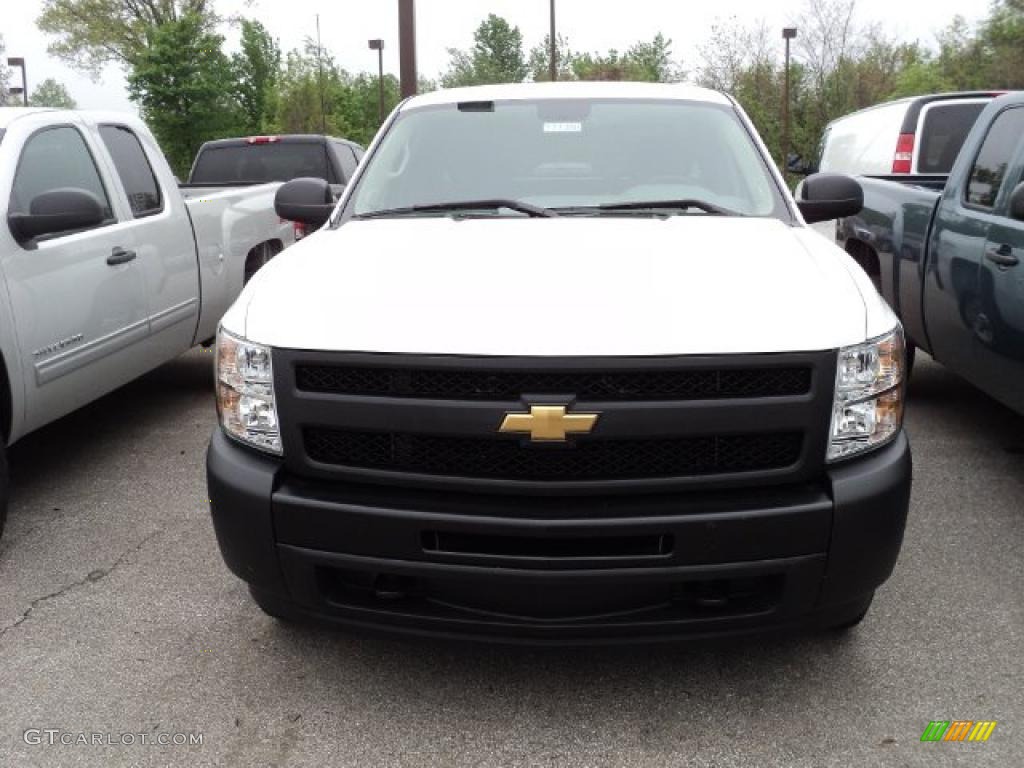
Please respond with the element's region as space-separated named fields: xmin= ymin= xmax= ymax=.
xmin=215 ymin=328 xmax=281 ymax=454
xmin=828 ymin=327 xmax=905 ymax=461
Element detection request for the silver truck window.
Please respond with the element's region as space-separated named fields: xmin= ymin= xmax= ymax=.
xmin=10 ymin=125 xmax=113 ymax=226
xmin=350 ymin=99 xmax=785 ymax=219
xmin=966 ymin=107 xmax=1024 ymax=210
xmin=99 ymin=124 xmax=163 ymax=217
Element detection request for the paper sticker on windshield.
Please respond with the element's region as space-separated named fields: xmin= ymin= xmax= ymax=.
xmin=543 ymin=122 xmax=582 ymax=133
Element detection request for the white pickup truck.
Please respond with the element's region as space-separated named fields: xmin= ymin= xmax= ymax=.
xmin=0 ymin=108 xmax=294 ymax=534
xmin=209 ymin=83 xmax=912 ymax=643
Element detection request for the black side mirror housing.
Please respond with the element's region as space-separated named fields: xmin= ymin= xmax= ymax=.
xmin=1009 ymin=182 xmax=1024 ymax=222
xmin=275 ymin=177 xmax=335 ymax=228
xmin=797 ymin=173 xmax=863 ymax=224
xmin=7 ymin=187 xmax=106 ymax=244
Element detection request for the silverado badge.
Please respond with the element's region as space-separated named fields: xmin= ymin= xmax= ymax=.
xmin=499 ymin=405 xmax=599 ymax=442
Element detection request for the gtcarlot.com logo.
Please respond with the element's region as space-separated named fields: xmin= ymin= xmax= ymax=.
xmin=23 ymin=729 xmax=203 ymax=747
xmin=921 ymin=721 xmax=997 ymax=743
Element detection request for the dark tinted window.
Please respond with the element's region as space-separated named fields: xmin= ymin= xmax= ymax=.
xmin=189 ymin=143 xmax=332 ymax=183
xmin=99 ymin=124 xmax=162 ymax=216
xmin=918 ymin=102 xmax=987 ymax=174
xmin=966 ymin=108 xmax=1024 ymax=208
xmin=335 ymin=142 xmax=358 ymax=180
xmin=10 ymin=126 xmax=113 ymax=225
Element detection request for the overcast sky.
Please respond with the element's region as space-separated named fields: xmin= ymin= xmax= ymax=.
xmin=4 ymin=0 xmax=986 ymax=112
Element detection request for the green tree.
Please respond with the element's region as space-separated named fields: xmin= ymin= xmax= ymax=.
xmin=126 ymin=13 xmax=238 ymax=176
xmin=0 ymin=35 xmax=13 ymax=105
xmin=528 ymin=34 xmax=575 ymax=82
xmin=441 ymin=14 xmax=528 ymax=87
xmin=624 ymin=33 xmax=684 ymax=82
xmin=37 ymin=0 xmax=217 ymax=75
xmin=572 ymin=34 xmax=683 ymax=82
xmin=30 ymin=77 xmax=77 ymax=108
xmin=233 ymin=19 xmax=280 ymax=134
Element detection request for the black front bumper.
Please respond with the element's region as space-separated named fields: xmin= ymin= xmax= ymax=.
xmin=207 ymin=430 xmax=911 ymax=643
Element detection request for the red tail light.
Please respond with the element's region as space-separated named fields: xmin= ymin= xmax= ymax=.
xmin=293 ymin=221 xmax=307 ymax=240
xmin=892 ymin=133 xmax=914 ymax=174
xmin=246 ymin=136 xmax=280 ymax=144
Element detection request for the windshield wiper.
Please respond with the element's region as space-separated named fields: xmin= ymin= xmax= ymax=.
xmin=355 ymin=199 xmax=557 ymax=219
xmin=558 ymin=199 xmax=742 ymax=217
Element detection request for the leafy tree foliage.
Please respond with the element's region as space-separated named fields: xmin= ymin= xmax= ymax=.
xmin=126 ymin=13 xmax=237 ymax=176
xmin=37 ymin=0 xmax=216 ymax=75
xmin=0 ymin=36 xmax=13 ymax=105
xmin=441 ymin=14 xmax=528 ymax=87
xmin=30 ymin=78 xmax=77 ymax=108
xmin=233 ymin=20 xmax=280 ymax=134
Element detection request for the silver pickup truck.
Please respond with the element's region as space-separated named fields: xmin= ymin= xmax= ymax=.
xmin=0 ymin=108 xmax=295 ymax=535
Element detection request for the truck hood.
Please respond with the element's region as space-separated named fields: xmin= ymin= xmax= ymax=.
xmin=238 ymin=216 xmax=871 ymax=356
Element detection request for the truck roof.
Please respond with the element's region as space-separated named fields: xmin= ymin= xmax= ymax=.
xmin=197 ymin=135 xmax=362 ymax=149
xmin=0 ymin=107 xmax=57 ymax=129
xmin=402 ymin=81 xmax=732 ymax=110
xmin=0 ymin=107 xmax=149 ymax=131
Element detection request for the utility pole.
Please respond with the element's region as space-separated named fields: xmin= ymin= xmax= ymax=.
xmin=398 ymin=0 xmax=417 ymax=98
xmin=368 ymin=39 xmax=385 ymax=125
xmin=316 ymin=15 xmax=327 ymax=133
xmin=7 ymin=57 xmax=27 ymax=106
xmin=782 ymin=27 xmax=798 ymax=169
xmin=549 ymin=0 xmax=557 ymax=81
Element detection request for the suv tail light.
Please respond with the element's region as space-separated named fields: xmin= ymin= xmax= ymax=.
xmin=246 ymin=136 xmax=280 ymax=144
xmin=892 ymin=133 xmax=914 ymax=174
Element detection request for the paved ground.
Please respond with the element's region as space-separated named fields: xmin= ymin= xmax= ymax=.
xmin=0 ymin=349 xmax=1021 ymax=767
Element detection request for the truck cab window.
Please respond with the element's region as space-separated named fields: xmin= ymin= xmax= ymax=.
xmin=335 ymin=143 xmax=358 ymax=182
xmin=966 ymin=108 xmax=1024 ymax=209
xmin=99 ymin=125 xmax=163 ymax=217
xmin=10 ymin=126 xmax=113 ymax=226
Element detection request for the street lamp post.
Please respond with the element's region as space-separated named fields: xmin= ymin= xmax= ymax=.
xmin=782 ymin=28 xmax=797 ymax=170
xmin=368 ymin=39 xmax=385 ymax=125
xmin=7 ymin=57 xmax=27 ymax=106
xmin=398 ymin=0 xmax=417 ymax=98
xmin=549 ymin=0 xmax=557 ymax=82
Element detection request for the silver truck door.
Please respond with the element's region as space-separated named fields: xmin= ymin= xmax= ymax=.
xmin=97 ymin=123 xmax=199 ymax=355
xmin=5 ymin=122 xmax=151 ymax=433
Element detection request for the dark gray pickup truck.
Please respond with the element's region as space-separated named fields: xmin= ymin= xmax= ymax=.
xmin=840 ymin=93 xmax=1024 ymax=414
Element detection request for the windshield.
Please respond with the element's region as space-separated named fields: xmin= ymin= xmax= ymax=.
xmin=189 ymin=143 xmax=336 ymax=184
xmin=348 ymin=98 xmax=787 ymax=219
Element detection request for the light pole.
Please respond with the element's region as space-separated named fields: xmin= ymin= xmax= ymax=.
xmin=782 ymin=28 xmax=797 ymax=169
xmin=398 ymin=0 xmax=417 ymax=98
xmin=368 ymin=39 xmax=385 ymax=125
xmin=549 ymin=0 xmax=557 ymax=81
xmin=7 ymin=57 xmax=27 ymax=106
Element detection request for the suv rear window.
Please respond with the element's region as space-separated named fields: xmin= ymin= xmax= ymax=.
xmin=917 ymin=102 xmax=987 ymax=173
xmin=189 ymin=142 xmax=336 ymax=184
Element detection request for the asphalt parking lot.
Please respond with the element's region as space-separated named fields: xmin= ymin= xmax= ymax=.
xmin=0 ymin=349 xmax=1021 ymax=767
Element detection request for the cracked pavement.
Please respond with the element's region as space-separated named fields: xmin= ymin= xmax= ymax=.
xmin=0 ymin=349 xmax=1021 ymax=767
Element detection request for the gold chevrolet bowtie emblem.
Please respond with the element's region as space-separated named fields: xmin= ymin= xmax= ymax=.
xmin=499 ymin=405 xmax=599 ymax=442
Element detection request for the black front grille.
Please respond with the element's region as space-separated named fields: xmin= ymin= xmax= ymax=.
xmin=303 ymin=428 xmax=803 ymax=481
xmin=295 ymin=364 xmax=812 ymax=401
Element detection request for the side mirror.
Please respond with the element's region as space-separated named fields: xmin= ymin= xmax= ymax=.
xmin=786 ymin=153 xmax=816 ymax=176
xmin=275 ymin=177 xmax=335 ymax=228
xmin=7 ymin=188 xmax=106 ymax=244
xmin=797 ymin=173 xmax=863 ymax=224
xmin=1009 ymin=182 xmax=1024 ymax=222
